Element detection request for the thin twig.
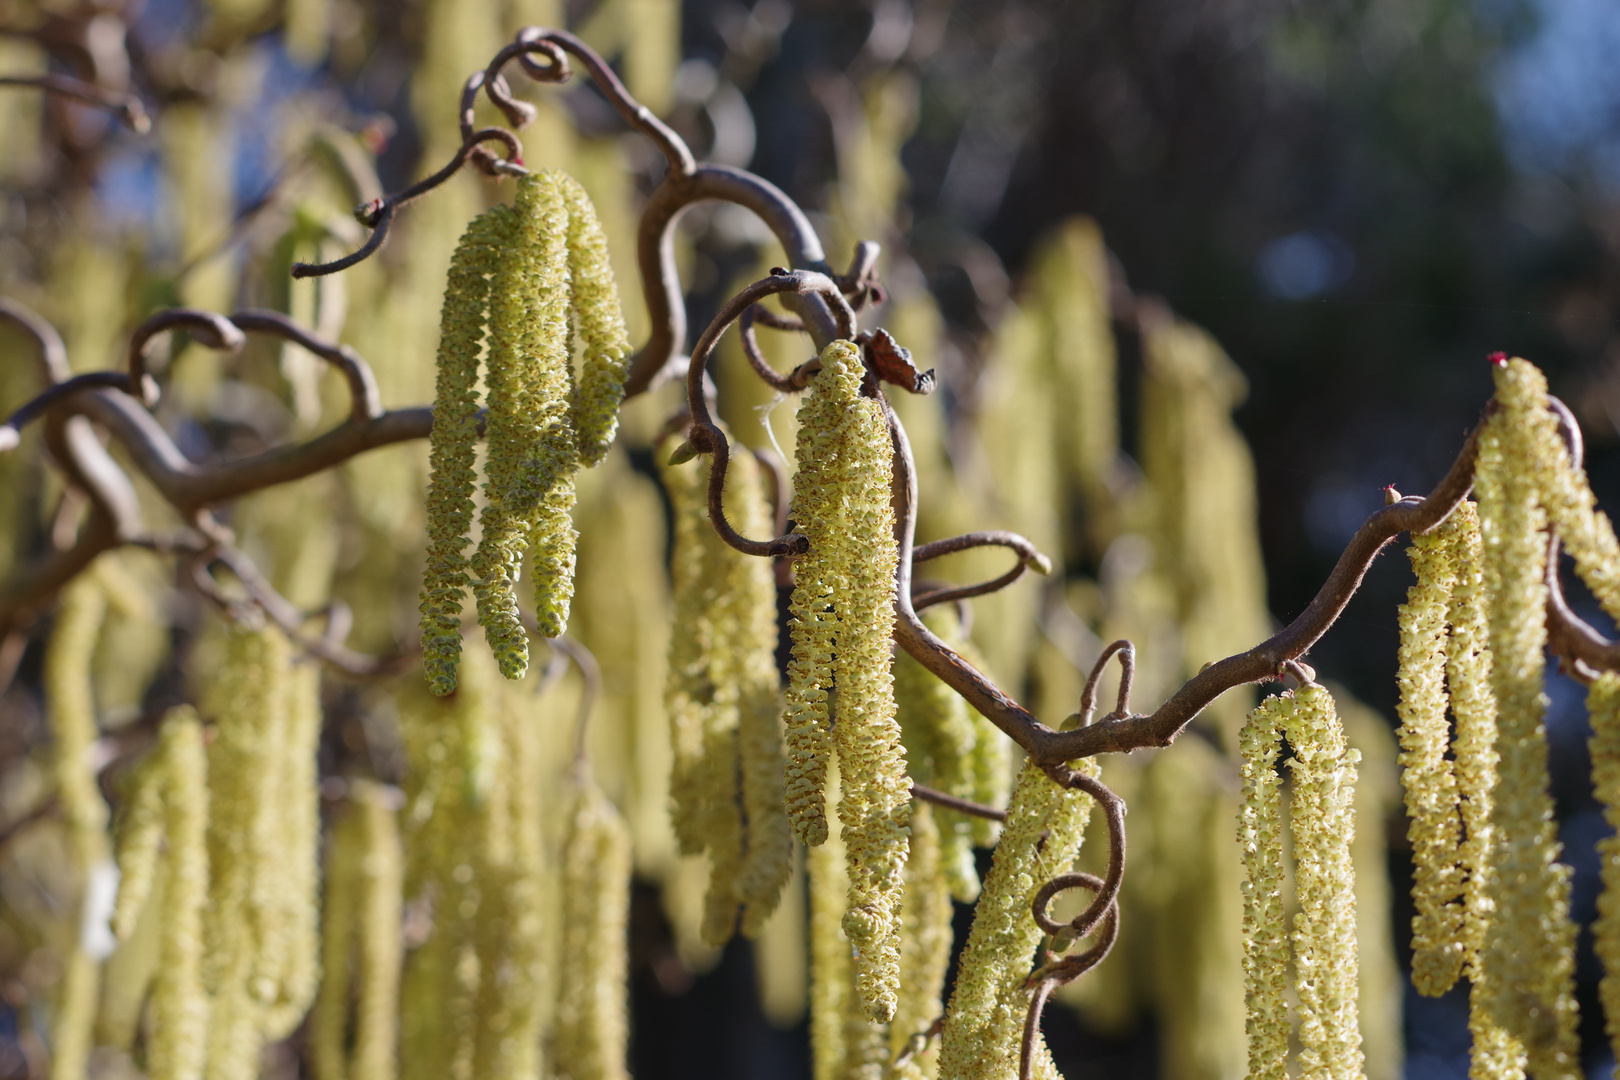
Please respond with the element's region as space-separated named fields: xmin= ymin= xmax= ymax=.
xmin=909 ymin=783 xmax=1007 ymax=823
xmin=548 ymin=636 xmax=602 ymax=766
xmin=910 ymin=530 xmax=1053 ymax=611
xmin=0 ymin=74 xmax=148 ymax=131
xmin=1076 ymin=640 xmax=1134 ymax=727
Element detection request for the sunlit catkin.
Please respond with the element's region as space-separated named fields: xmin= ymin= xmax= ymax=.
xmin=421 ymin=205 xmax=506 ymax=695
xmin=1238 ymin=694 xmax=1289 ymax=1080
xmin=1590 ymin=674 xmax=1620 ymax=1067
xmin=554 ymin=773 xmax=632 ymax=1080
xmin=45 ymin=573 xmax=110 ymax=1080
xmin=560 ymin=172 xmax=631 ymax=467
xmin=937 ymin=759 xmax=1097 ymax=1080
xmin=809 ymin=779 xmax=850 ymax=1080
xmin=792 ymin=339 xmax=909 ymax=1021
xmin=1283 ymin=683 xmax=1363 ymax=1080
xmin=1476 ymin=358 xmax=1581 ymax=1078
xmin=1397 ymin=514 xmax=1466 ymax=996
xmin=148 ymin=709 xmax=210 ymax=1080
xmin=472 ymin=171 xmax=575 ymax=673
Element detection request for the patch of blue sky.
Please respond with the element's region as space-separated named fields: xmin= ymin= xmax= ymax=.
xmin=1491 ymin=0 xmax=1620 ymax=186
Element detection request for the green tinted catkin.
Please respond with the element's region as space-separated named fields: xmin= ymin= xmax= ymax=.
xmin=1476 ymin=359 xmax=1581 ymax=1079
xmin=559 ymin=173 xmax=631 ymax=467
xmin=1590 ymin=674 xmax=1620 ymax=1068
xmin=421 ymin=206 xmax=507 ymax=695
xmin=888 ymin=801 xmax=954 ymax=1080
xmin=937 ymin=759 xmax=1097 ymax=1080
xmin=1397 ymin=515 xmax=1467 ymax=996
xmin=1238 ymin=694 xmax=1289 ymax=1080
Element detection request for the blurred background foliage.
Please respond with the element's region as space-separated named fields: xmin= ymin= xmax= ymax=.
xmin=2 ymin=0 xmax=1620 ymax=1077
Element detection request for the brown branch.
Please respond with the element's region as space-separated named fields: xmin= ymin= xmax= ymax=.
xmin=1019 ymin=868 xmax=1120 ymax=1080
xmin=1077 ymin=640 xmax=1135 ymax=727
xmin=126 ymin=308 xmax=246 ymax=405
xmin=289 ymin=128 xmax=523 ymax=279
xmin=0 ymin=372 xmax=134 ymax=451
xmin=910 ymin=530 xmax=1053 ymax=611
xmin=1035 ymin=765 xmax=1125 ymax=944
xmin=227 ymin=310 xmax=383 ymax=422
xmin=909 ymin=783 xmax=1007 ymax=823
xmin=0 ymin=298 xmax=70 ymax=382
xmin=0 ymin=73 xmax=148 ymax=132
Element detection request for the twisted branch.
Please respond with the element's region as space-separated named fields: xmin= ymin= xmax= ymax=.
xmin=911 ymin=530 xmax=1053 ymax=611
xmin=0 ymin=73 xmax=148 ymax=132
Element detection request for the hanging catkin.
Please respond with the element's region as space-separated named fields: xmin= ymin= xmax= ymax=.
xmin=809 ymin=770 xmax=851 ymax=1080
xmin=421 ymin=169 xmax=631 ymax=693
xmin=421 ymin=205 xmax=507 ymax=696
xmin=895 ymin=606 xmax=993 ymax=902
xmin=45 ymin=573 xmax=111 ymax=1080
xmin=1589 ymin=674 xmax=1620 ymax=1068
xmin=148 ymin=710 xmax=211 ymax=1080
xmin=313 ymin=781 xmax=403 ymax=1080
xmin=1397 ymin=511 xmax=1467 ymax=996
xmin=936 ymin=759 xmax=1097 ymax=1080
xmin=1475 ymin=358 xmax=1581 ymax=1079
xmin=787 ymin=339 xmax=910 ymax=1022
xmin=554 ymin=771 xmax=633 ymax=1080
xmin=1282 ymin=683 xmax=1363 ymax=1080
xmin=888 ymin=801 xmax=955 ymax=1080
xmin=1238 ymin=694 xmax=1288 ymax=1080
xmin=1442 ymin=501 xmax=1527 ymax=1080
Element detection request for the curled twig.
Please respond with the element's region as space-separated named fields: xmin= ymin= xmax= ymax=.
xmin=1076 ymin=640 xmax=1135 ymax=727
xmin=0 ymin=372 xmax=136 ymax=452
xmin=228 ymin=310 xmax=383 ymax=421
xmin=1019 ymin=870 xmax=1120 ymax=1080
xmin=0 ymin=74 xmax=148 ymax=132
xmin=1034 ymin=765 xmax=1125 ymax=945
xmin=909 ymin=783 xmax=1007 ymax=823
xmin=126 ymin=309 xmax=246 ymax=406
xmin=911 ymin=530 xmax=1053 ymax=611
xmin=548 ymin=635 xmax=602 ymax=765
xmin=290 ymin=128 xmax=523 ymax=279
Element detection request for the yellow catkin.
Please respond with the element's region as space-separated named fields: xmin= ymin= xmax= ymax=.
xmin=888 ymin=801 xmax=954 ymax=1080
xmin=895 ymin=607 xmax=986 ymax=903
xmin=1443 ymin=501 xmax=1528 ymax=1080
xmin=554 ymin=774 xmax=633 ymax=1080
xmin=45 ymin=574 xmax=110 ymax=1080
xmin=1475 ymin=359 xmax=1581 ymax=1079
xmin=315 ymin=781 xmax=404 ymax=1080
xmin=1238 ymin=694 xmax=1289 ymax=1080
xmin=807 ymin=340 xmax=909 ymax=1024
xmin=726 ymin=449 xmax=793 ymax=939
xmin=148 ymin=709 xmax=210 ymax=1080
xmin=1525 ymin=391 xmax=1620 ymax=625
xmin=203 ymin=622 xmax=294 ymax=1080
xmin=809 ymin=768 xmax=850 ymax=1080
xmin=1589 ymin=674 xmax=1620 ymax=1067
xmin=936 ymin=758 xmax=1098 ymax=1080
xmin=1282 ymin=683 xmax=1364 ymax=1080
xmin=1397 ymin=514 xmax=1467 ymax=995
xmin=473 ymin=172 xmax=576 ymax=673
xmin=111 ymin=750 xmax=167 ymax=940
xmin=421 ymin=205 xmax=508 ymax=696
xmin=559 ymin=172 xmax=631 ymax=467
xmin=259 ymin=658 xmax=323 ymax=1038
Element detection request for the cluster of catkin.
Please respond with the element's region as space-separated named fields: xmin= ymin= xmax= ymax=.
xmin=1382 ymin=356 xmax=1620 ymax=1079
xmin=1238 ymin=684 xmax=1364 ymax=1080
xmin=420 ymin=169 xmax=631 ymax=695
xmin=397 ymin=645 xmax=631 ymax=1080
xmin=659 ymin=432 xmax=793 ymax=943
xmin=100 ymin=621 xmax=325 ymax=1080
xmin=784 ymin=339 xmax=912 ymax=1023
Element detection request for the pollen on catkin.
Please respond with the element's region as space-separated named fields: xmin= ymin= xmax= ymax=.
xmin=789 ymin=339 xmax=909 ymax=1022
xmin=554 ymin=773 xmax=633 ymax=1080
xmin=1282 ymin=683 xmax=1364 ymax=1080
xmin=1589 ymin=674 xmax=1620 ymax=1069
xmin=559 ymin=172 xmax=631 ymax=467
xmin=888 ymin=801 xmax=955 ymax=1080
xmin=1476 ymin=358 xmax=1581 ymax=1079
xmin=1238 ymin=693 xmax=1289 ymax=1080
xmin=1397 ymin=513 xmax=1467 ymax=996
xmin=808 ymin=772 xmax=850 ymax=1080
xmin=421 ymin=206 xmax=508 ymax=696
xmin=937 ymin=758 xmax=1098 ymax=1080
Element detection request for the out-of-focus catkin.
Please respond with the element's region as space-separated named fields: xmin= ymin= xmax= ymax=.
xmin=1397 ymin=514 xmax=1466 ymax=996
xmin=888 ymin=801 xmax=954 ymax=1080
xmin=148 ymin=709 xmax=210 ymax=1080
xmin=1475 ymin=358 xmax=1581 ymax=1079
xmin=1238 ymin=694 xmax=1288 ymax=1080
xmin=554 ymin=772 xmax=633 ymax=1080
xmin=937 ymin=759 xmax=1097 ymax=1080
